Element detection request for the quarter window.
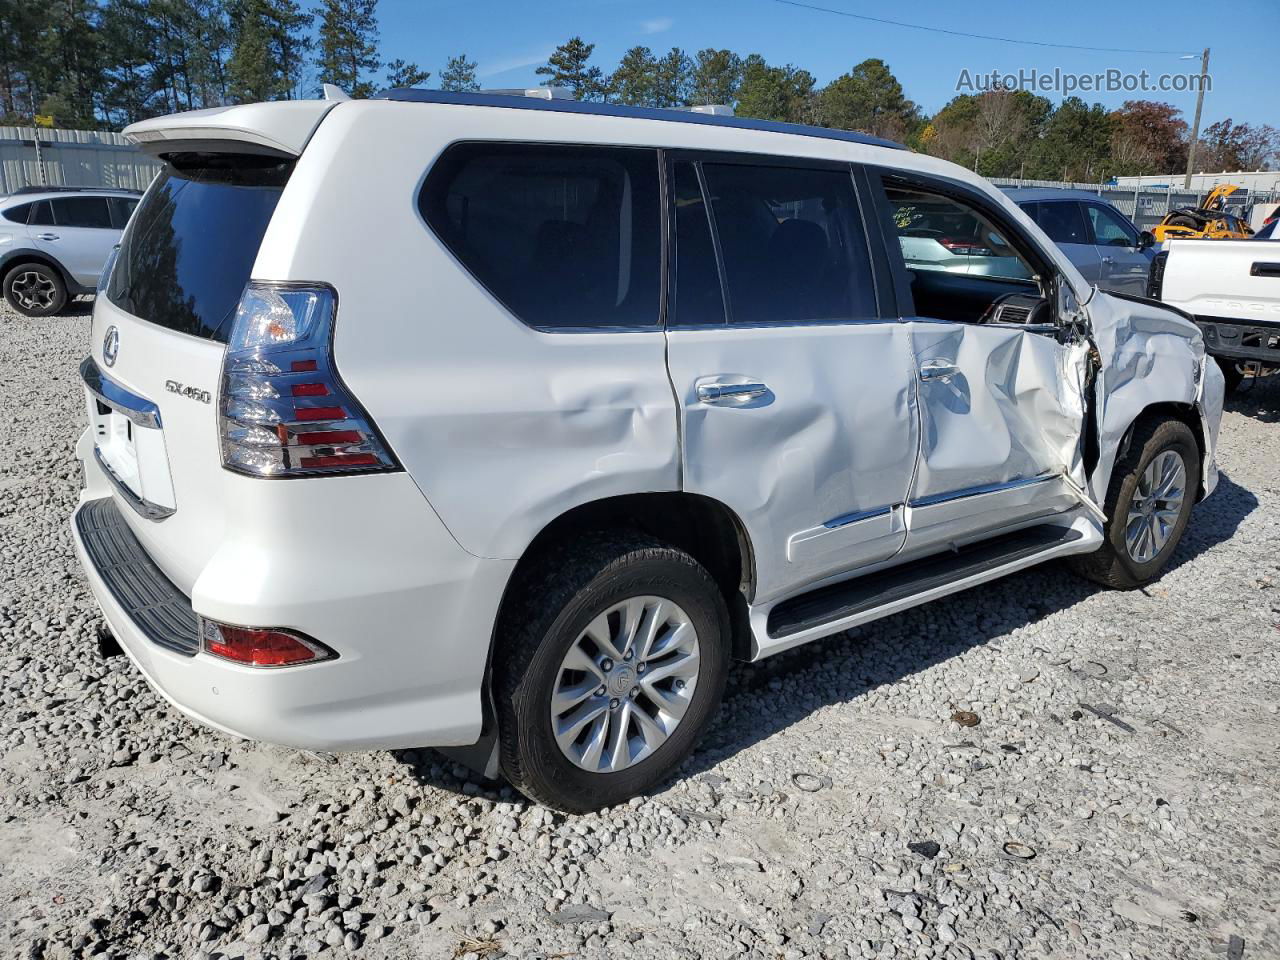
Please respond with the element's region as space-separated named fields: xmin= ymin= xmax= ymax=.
xmin=421 ymin=143 xmax=661 ymax=330
xmin=1 ymin=202 xmax=31 ymax=224
xmin=1087 ymin=203 xmax=1138 ymax=247
xmin=700 ymin=163 xmax=876 ymax=325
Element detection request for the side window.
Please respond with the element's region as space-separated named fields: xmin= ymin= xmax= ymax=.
xmin=670 ymin=161 xmax=725 ymax=326
xmin=29 ymin=200 xmax=55 ymax=226
xmin=1 ymin=202 xmax=32 ymax=224
xmin=1030 ymin=201 xmax=1090 ymax=246
xmin=887 ymin=185 xmax=1035 ymax=282
xmin=1087 ymin=204 xmax=1138 ymax=247
xmin=51 ymin=196 xmax=113 ymax=229
xmin=107 ymin=197 xmax=138 ymax=229
xmin=420 ymin=143 xmax=661 ymax=330
xmin=700 ymin=162 xmax=876 ymax=325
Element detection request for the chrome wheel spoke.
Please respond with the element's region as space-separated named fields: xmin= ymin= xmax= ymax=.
xmin=550 ymin=594 xmax=699 ymax=774
xmin=1123 ymin=449 xmax=1187 ymax=564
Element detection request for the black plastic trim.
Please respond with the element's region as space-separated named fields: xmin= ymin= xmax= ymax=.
xmin=766 ymin=524 xmax=1084 ymax=638
xmin=74 ymin=498 xmax=199 ymax=656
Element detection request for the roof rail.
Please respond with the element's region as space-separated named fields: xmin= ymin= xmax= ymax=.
xmin=9 ymin=185 xmax=143 ymax=196
xmin=374 ymin=88 xmax=906 ymax=151
xmin=673 ymin=104 xmax=734 ymax=117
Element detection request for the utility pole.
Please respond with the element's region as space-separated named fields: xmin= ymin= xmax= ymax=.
xmin=1183 ymin=47 xmax=1210 ymax=190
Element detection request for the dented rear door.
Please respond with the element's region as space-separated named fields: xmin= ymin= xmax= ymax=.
xmin=664 ymin=157 xmax=918 ymax=605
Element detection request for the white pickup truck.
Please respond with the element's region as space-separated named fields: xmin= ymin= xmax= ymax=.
xmin=1149 ymin=238 xmax=1280 ymax=392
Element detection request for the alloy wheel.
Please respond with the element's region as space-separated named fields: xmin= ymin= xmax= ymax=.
xmin=1124 ymin=450 xmax=1186 ymax=563
xmin=10 ymin=270 xmax=56 ymax=311
xmin=550 ymin=596 xmax=700 ymax=773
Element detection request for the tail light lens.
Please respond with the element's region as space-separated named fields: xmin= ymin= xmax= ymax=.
xmin=200 ymin=617 xmax=336 ymax=667
xmin=219 ymin=283 xmax=399 ymax=477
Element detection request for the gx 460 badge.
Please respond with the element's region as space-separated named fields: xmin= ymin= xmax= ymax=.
xmin=165 ymin=380 xmax=212 ymax=405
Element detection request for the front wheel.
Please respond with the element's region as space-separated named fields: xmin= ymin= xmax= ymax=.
xmin=1069 ymin=418 xmax=1198 ymax=589
xmin=495 ymin=533 xmax=730 ymax=812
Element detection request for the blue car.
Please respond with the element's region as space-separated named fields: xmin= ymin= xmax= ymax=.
xmin=1003 ymin=188 xmax=1156 ymax=296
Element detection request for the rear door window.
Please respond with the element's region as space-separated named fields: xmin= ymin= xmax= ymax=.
xmin=421 ymin=143 xmax=661 ymax=330
xmin=669 ymin=161 xmax=726 ymax=326
xmin=107 ymin=197 xmax=138 ymax=229
xmin=51 ymin=196 xmax=112 ymax=229
xmin=29 ymin=200 xmax=54 ymax=226
xmin=1028 ymin=200 xmax=1090 ymax=245
xmin=107 ymin=154 xmax=292 ymax=341
xmin=700 ymin=162 xmax=876 ymax=325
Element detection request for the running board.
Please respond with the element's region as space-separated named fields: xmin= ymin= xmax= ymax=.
xmin=753 ymin=518 xmax=1099 ymax=659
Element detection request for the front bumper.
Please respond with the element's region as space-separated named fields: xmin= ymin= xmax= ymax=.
xmin=71 ymin=477 xmax=515 ymax=752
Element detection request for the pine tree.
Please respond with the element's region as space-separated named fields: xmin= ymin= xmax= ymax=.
xmin=227 ymin=0 xmax=277 ymax=102
xmin=536 ymin=36 xmax=605 ymax=101
xmin=609 ymin=46 xmax=656 ymax=106
xmin=652 ymin=47 xmax=692 ymax=107
xmin=438 ymin=54 xmax=478 ymax=92
xmin=316 ymin=0 xmax=379 ymax=98
xmin=691 ymin=49 xmax=741 ymax=107
xmin=263 ymin=0 xmax=312 ymax=99
xmin=384 ymin=58 xmax=429 ymax=89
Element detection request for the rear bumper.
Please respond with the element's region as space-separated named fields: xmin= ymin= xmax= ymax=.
xmin=71 ymin=452 xmax=515 ymax=751
xmin=1196 ymin=317 xmax=1280 ymax=366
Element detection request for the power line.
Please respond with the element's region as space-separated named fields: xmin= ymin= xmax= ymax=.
xmin=771 ymin=0 xmax=1196 ymax=56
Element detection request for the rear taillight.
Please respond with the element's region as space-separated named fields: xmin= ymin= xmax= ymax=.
xmin=200 ymin=617 xmax=336 ymax=667
xmin=219 ymin=283 xmax=399 ymax=477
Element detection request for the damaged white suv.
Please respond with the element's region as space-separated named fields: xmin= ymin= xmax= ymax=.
xmin=71 ymin=89 xmax=1223 ymax=812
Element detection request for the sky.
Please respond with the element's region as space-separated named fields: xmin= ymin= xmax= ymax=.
xmin=372 ymin=0 xmax=1277 ymax=129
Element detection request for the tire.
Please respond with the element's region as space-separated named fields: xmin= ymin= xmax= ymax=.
xmin=1217 ymin=357 xmax=1244 ymax=396
xmin=1069 ymin=418 xmax=1198 ymax=589
xmin=3 ymin=262 xmax=67 ymax=317
xmin=1166 ymin=214 xmax=1198 ymax=229
xmin=494 ymin=532 xmax=730 ymax=812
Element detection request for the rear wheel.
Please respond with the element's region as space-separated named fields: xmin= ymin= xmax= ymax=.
xmin=495 ymin=532 xmax=730 ymax=812
xmin=1070 ymin=419 xmax=1198 ymax=589
xmin=3 ymin=262 xmax=67 ymax=317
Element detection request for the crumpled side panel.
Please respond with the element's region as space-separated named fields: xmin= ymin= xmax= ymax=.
xmin=1086 ymin=293 xmax=1219 ymax=502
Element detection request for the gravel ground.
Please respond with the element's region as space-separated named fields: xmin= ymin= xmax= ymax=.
xmin=2 ymin=302 xmax=1278 ymax=960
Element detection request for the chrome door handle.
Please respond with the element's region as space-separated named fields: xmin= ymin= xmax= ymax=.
xmin=695 ymin=380 xmax=769 ymax=404
xmin=37 ymin=233 xmax=60 ymax=241
xmin=918 ymin=358 xmax=958 ymax=382
xmin=1101 ymin=255 xmax=1114 ymax=264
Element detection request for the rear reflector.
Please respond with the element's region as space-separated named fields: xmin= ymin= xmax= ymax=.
xmin=199 ymin=617 xmax=336 ymax=667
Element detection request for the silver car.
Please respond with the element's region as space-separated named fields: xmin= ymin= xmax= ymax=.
xmin=1003 ymin=188 xmax=1156 ymax=296
xmin=0 ymin=186 xmax=140 ymax=317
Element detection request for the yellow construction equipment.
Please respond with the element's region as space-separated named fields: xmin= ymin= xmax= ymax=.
xmin=1152 ymin=184 xmax=1255 ymax=242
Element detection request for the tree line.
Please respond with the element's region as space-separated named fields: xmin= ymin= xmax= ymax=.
xmin=0 ymin=0 xmax=477 ymax=129
xmin=1 ymin=6 xmax=1275 ymax=179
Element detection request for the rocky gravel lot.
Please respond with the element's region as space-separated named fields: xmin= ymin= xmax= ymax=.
xmin=1 ymin=302 xmax=1278 ymax=960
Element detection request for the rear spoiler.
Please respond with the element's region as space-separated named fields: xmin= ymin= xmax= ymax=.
xmin=123 ymin=100 xmax=340 ymax=159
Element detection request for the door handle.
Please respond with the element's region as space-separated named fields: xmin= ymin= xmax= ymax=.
xmin=918 ymin=358 xmax=959 ymax=382
xmin=1101 ymin=255 xmax=1114 ymax=264
xmin=36 ymin=233 xmax=60 ymax=241
xmin=695 ymin=379 xmax=769 ymax=404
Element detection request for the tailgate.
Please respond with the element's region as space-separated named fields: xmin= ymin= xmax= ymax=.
xmin=83 ymin=150 xmax=296 ymax=593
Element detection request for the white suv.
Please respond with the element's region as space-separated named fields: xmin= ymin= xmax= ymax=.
xmin=0 ymin=187 xmax=140 ymax=316
xmin=71 ymin=90 xmax=1224 ymax=812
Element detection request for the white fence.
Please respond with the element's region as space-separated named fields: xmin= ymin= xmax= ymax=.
xmin=0 ymin=127 xmax=160 ymax=195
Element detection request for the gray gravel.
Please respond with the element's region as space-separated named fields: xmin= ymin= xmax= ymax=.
xmin=2 ymin=303 xmax=1278 ymax=960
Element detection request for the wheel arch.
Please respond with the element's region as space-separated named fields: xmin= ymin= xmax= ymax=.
xmin=0 ymin=248 xmax=77 ymax=295
xmin=1110 ymin=401 xmax=1207 ymax=498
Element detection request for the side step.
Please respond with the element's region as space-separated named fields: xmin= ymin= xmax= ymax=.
xmin=766 ymin=523 xmax=1085 ymax=640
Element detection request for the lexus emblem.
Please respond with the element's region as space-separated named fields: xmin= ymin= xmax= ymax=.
xmin=102 ymin=326 xmax=119 ymax=367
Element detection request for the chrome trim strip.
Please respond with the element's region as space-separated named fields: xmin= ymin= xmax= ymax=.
xmin=909 ymin=473 xmax=1058 ymax=510
xmin=93 ymin=446 xmax=175 ymax=521
xmin=823 ymin=505 xmax=893 ymax=529
xmin=80 ymin=356 xmax=162 ymax=429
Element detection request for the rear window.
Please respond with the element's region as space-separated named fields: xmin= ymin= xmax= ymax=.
xmin=420 ymin=142 xmax=661 ymax=330
xmin=107 ymin=154 xmax=292 ymax=341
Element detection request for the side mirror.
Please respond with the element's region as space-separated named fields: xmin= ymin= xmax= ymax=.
xmin=1137 ymin=231 xmax=1155 ymax=250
